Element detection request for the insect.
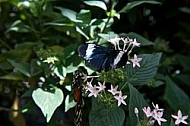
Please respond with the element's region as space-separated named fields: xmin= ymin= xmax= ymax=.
xmin=78 ymin=44 xmax=128 ymax=71
xmin=73 ymin=71 xmax=84 ymax=126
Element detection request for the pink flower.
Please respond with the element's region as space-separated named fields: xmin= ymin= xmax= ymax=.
xmin=152 ymin=110 xmax=167 ymax=125
xmin=130 ymin=54 xmax=142 ymax=67
xmin=108 ymin=85 xmax=120 ymax=95
xmin=114 ymin=91 xmax=127 ymax=106
xmin=142 ymin=106 xmax=152 ymax=118
xmin=88 ymin=85 xmax=99 ymax=98
xmin=171 ymin=110 xmax=188 ymax=125
xmin=96 ymin=81 xmax=106 ymax=92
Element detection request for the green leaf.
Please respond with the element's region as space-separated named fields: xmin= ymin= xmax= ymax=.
xmin=176 ymin=74 xmax=190 ymax=87
xmin=119 ymin=1 xmax=161 ymax=13
xmin=89 ymin=98 xmax=125 ymax=126
xmin=8 ymin=59 xmax=31 ymax=77
xmin=179 ymin=7 xmax=190 ymax=14
xmin=125 ymin=53 xmax=162 ymax=86
xmin=77 ymin=9 xmax=91 ymax=24
xmin=84 ymin=1 xmax=107 ymax=11
xmin=0 ymin=72 xmax=25 ymax=80
xmin=175 ymin=54 xmax=190 ymax=70
xmin=126 ymin=32 xmax=154 ymax=46
xmin=0 ymin=49 xmax=32 ymax=62
xmin=128 ymin=84 xmax=148 ymax=125
xmin=55 ymin=7 xmax=82 ymax=23
xmin=165 ymin=76 xmax=190 ymax=114
xmin=6 ymin=20 xmax=32 ymax=33
xmin=76 ymin=26 xmax=90 ymax=40
xmin=54 ymin=65 xmax=67 ymax=80
xmin=64 ymin=43 xmax=77 ymax=59
xmin=65 ymin=94 xmax=76 ymax=112
xmin=32 ymin=87 xmax=64 ymax=122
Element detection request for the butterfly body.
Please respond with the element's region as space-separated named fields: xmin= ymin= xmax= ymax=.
xmin=78 ymin=44 xmax=128 ymax=71
xmin=73 ymin=71 xmax=84 ymax=126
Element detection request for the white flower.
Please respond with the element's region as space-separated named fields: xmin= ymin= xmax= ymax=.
xmin=131 ymin=38 xmax=140 ymax=47
xmin=43 ymin=56 xmax=58 ymax=64
xmin=152 ymin=102 xmax=164 ymax=112
xmin=114 ymin=91 xmax=127 ymax=106
xmin=96 ymin=81 xmax=106 ymax=92
xmin=142 ymin=106 xmax=152 ymax=118
xmin=88 ymin=85 xmax=99 ymax=98
xmin=152 ymin=110 xmax=167 ymax=125
xmin=171 ymin=110 xmax=188 ymax=125
xmin=108 ymin=85 xmax=120 ymax=95
xmin=130 ymin=54 xmax=142 ymax=67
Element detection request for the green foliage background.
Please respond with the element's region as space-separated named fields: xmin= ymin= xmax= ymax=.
xmin=0 ymin=0 xmax=190 ymax=126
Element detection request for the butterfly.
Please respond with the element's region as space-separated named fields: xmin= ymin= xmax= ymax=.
xmin=78 ymin=44 xmax=128 ymax=71
xmin=73 ymin=71 xmax=84 ymax=126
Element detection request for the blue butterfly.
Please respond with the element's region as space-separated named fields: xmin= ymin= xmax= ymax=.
xmin=78 ymin=44 xmax=128 ymax=71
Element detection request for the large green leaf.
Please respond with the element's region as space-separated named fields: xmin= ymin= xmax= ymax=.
xmin=84 ymin=1 xmax=107 ymax=11
xmin=89 ymin=98 xmax=125 ymax=126
xmin=128 ymin=84 xmax=148 ymax=126
xmin=125 ymin=53 xmax=162 ymax=86
xmin=165 ymin=77 xmax=190 ymax=114
xmin=119 ymin=1 xmax=161 ymax=13
xmin=32 ymin=87 xmax=64 ymax=122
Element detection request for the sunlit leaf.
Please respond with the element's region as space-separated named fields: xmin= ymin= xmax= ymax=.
xmin=54 ymin=65 xmax=67 ymax=80
xmin=65 ymin=94 xmax=76 ymax=112
xmin=55 ymin=7 xmax=82 ymax=23
xmin=84 ymin=1 xmax=107 ymax=11
xmin=32 ymin=87 xmax=64 ymax=122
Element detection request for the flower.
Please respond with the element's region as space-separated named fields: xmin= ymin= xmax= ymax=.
xmin=108 ymin=37 xmax=121 ymax=50
xmin=152 ymin=102 xmax=164 ymax=112
xmin=87 ymin=85 xmax=99 ymax=98
xmin=152 ymin=110 xmax=167 ymax=125
xmin=130 ymin=54 xmax=142 ymax=67
xmin=96 ymin=81 xmax=106 ymax=92
xmin=43 ymin=56 xmax=58 ymax=64
xmin=114 ymin=91 xmax=127 ymax=106
xmin=131 ymin=38 xmax=140 ymax=47
xmin=143 ymin=106 xmax=152 ymax=118
xmin=108 ymin=85 xmax=120 ymax=95
xmin=171 ymin=110 xmax=188 ymax=125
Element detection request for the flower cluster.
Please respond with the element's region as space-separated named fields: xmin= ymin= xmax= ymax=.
xmin=108 ymin=37 xmax=142 ymax=68
xmin=108 ymin=37 xmax=140 ymax=53
xmin=142 ymin=103 xmax=167 ymax=125
xmin=84 ymin=81 xmax=127 ymax=106
xmin=134 ymin=103 xmax=189 ymax=126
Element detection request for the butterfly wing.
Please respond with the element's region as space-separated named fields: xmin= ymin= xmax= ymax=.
xmin=78 ymin=44 xmax=108 ymax=69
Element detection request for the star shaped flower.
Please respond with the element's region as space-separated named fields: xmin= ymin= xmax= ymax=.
xmin=114 ymin=91 xmax=127 ymax=106
xmin=96 ymin=81 xmax=106 ymax=92
xmin=130 ymin=54 xmax=142 ymax=67
xmin=171 ymin=110 xmax=188 ymax=125
xmin=108 ymin=85 xmax=120 ymax=95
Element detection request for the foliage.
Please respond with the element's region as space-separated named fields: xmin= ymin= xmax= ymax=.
xmin=0 ymin=0 xmax=190 ymax=126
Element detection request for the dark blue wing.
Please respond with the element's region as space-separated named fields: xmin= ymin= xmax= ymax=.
xmin=78 ymin=44 xmax=108 ymax=69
